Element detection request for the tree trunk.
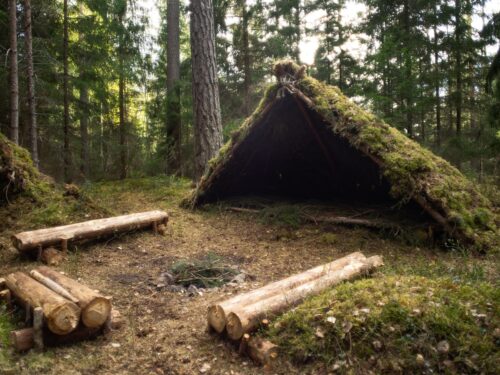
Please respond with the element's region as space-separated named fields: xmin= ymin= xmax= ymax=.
xmin=5 ymin=272 xmax=81 ymax=335
xmin=12 ymin=210 xmax=168 ymax=252
xmin=241 ymin=0 xmax=251 ymax=116
xmin=23 ymin=0 xmax=38 ymax=168
xmin=190 ymin=0 xmax=223 ymax=180
xmin=63 ymin=0 xmax=70 ymax=181
xmin=454 ymin=0 xmax=462 ymax=137
xmin=208 ymin=252 xmax=366 ymax=333
xmin=34 ymin=267 xmax=111 ymax=328
xmin=79 ymin=78 xmax=89 ymax=178
xmin=118 ymin=15 xmax=127 ymax=180
xmin=403 ymin=0 xmax=413 ymax=138
xmin=9 ymin=0 xmax=19 ymax=145
xmin=166 ymin=0 xmax=182 ymax=175
xmin=433 ymin=16 xmax=441 ymax=146
xmin=225 ymin=256 xmax=383 ymax=340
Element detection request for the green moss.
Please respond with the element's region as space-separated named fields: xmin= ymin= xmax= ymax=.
xmin=265 ymin=275 xmax=499 ymax=373
xmin=190 ymin=61 xmax=498 ymax=250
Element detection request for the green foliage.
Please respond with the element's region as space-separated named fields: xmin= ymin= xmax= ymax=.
xmin=169 ymin=252 xmax=239 ymax=288
xmin=265 ymin=275 xmax=499 ymax=373
xmin=259 ymin=205 xmax=304 ymax=229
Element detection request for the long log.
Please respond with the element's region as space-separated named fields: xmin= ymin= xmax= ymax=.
xmin=303 ymin=215 xmax=401 ymax=231
xmin=35 ymin=266 xmax=111 ymax=329
xmin=207 ymin=252 xmax=366 ymax=333
xmin=12 ymin=210 xmax=169 ymax=252
xmin=5 ymin=272 xmax=80 ymax=335
xmin=226 ymin=255 xmax=383 ymax=340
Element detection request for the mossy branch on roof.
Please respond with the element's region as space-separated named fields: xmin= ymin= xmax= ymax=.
xmin=295 ymin=76 xmax=497 ymax=250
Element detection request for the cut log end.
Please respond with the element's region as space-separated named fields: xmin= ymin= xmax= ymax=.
xmin=226 ymin=312 xmax=244 ymax=341
xmin=82 ymin=297 xmax=112 ymax=328
xmin=47 ymin=303 xmax=80 ymax=335
xmin=207 ymin=305 xmax=227 ymax=333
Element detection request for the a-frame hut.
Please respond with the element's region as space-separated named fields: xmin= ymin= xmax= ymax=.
xmin=187 ymin=61 xmax=497 ymax=251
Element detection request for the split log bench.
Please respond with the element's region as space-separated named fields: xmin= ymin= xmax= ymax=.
xmin=11 ymin=210 xmax=168 ymax=259
xmin=0 ymin=268 xmax=123 ymax=351
xmin=207 ymin=252 xmax=383 ymax=367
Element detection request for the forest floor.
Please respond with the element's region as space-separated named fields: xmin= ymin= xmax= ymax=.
xmin=0 ymin=176 xmax=498 ymax=375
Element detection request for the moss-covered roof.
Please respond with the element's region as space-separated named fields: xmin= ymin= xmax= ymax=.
xmin=187 ymin=61 xmax=498 ymax=251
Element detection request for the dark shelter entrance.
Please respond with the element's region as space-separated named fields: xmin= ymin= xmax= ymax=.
xmin=200 ymin=93 xmax=393 ymax=204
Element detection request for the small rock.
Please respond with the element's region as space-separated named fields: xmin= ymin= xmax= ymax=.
xmin=342 ymin=321 xmax=353 ymax=333
xmin=372 ymin=340 xmax=382 ymax=351
xmin=437 ymin=340 xmax=450 ymax=354
xmin=187 ymin=285 xmax=199 ymax=296
xmin=493 ymin=328 xmax=500 ymax=338
xmin=360 ymin=308 xmax=371 ymax=314
xmin=416 ymin=354 xmax=425 ymax=367
xmin=230 ymin=273 xmax=247 ymax=284
xmin=315 ymin=327 xmax=325 ymax=338
xmin=111 ymin=343 xmax=121 ymax=348
xmin=168 ymin=285 xmax=185 ymax=293
xmin=326 ymin=316 xmax=336 ymax=324
xmin=160 ymin=272 xmax=175 ymax=285
xmin=200 ymin=363 xmax=211 ymax=373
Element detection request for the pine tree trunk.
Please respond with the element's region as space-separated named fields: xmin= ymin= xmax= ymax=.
xmin=118 ymin=12 xmax=127 ymax=180
xmin=79 ymin=79 xmax=89 ymax=178
xmin=166 ymin=0 xmax=181 ymax=175
xmin=403 ymin=0 xmax=413 ymax=138
xmin=63 ymin=0 xmax=70 ymax=181
xmin=9 ymin=0 xmax=19 ymax=145
xmin=241 ymin=0 xmax=251 ymax=116
xmin=24 ymin=0 xmax=38 ymax=168
xmin=454 ymin=0 xmax=462 ymax=137
xmin=433 ymin=13 xmax=441 ymax=147
xmin=190 ymin=0 xmax=223 ymax=180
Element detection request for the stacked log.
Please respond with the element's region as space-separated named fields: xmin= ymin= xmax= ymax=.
xmin=2 ymin=268 xmax=119 ymax=351
xmin=207 ymin=252 xmax=366 ymax=333
xmin=12 ymin=210 xmax=169 ymax=255
xmin=33 ymin=267 xmax=111 ymax=328
xmin=5 ymin=272 xmax=81 ymax=335
xmin=207 ymin=252 xmax=383 ymax=366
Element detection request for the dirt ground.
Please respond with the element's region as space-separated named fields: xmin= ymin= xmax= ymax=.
xmin=0 ymin=180 xmax=496 ymax=375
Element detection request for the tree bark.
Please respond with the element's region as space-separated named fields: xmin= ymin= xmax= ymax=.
xmin=79 ymin=78 xmax=89 ymax=179
xmin=34 ymin=267 xmax=111 ymax=328
xmin=240 ymin=0 xmax=251 ymax=116
xmin=12 ymin=210 xmax=168 ymax=252
xmin=166 ymin=0 xmax=182 ymax=175
xmin=9 ymin=0 xmax=19 ymax=145
xmin=23 ymin=0 xmax=38 ymax=168
xmin=5 ymin=272 xmax=81 ymax=335
xmin=225 ymin=256 xmax=383 ymax=340
xmin=454 ymin=0 xmax=462 ymax=137
xmin=190 ymin=0 xmax=223 ymax=180
xmin=433 ymin=5 xmax=441 ymax=146
xmin=63 ymin=0 xmax=70 ymax=181
xmin=208 ymin=252 xmax=366 ymax=333
xmin=118 ymin=14 xmax=127 ymax=180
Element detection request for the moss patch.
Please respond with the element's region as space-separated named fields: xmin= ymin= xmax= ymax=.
xmin=265 ymin=274 xmax=499 ymax=374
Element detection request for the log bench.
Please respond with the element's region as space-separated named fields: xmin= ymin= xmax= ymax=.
xmin=12 ymin=210 xmax=169 ymax=256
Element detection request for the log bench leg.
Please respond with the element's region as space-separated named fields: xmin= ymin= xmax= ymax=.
xmin=33 ymin=307 xmax=44 ymax=351
xmin=61 ymin=238 xmax=68 ymax=255
xmin=152 ymin=221 xmax=158 ymax=234
xmin=37 ymin=245 xmax=43 ymax=262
